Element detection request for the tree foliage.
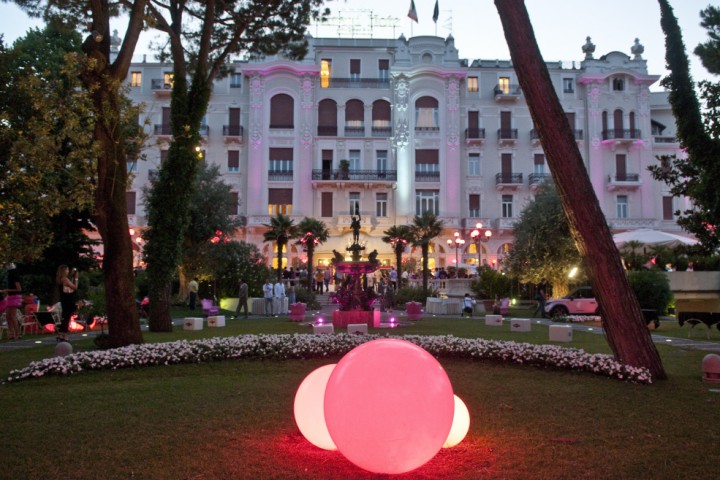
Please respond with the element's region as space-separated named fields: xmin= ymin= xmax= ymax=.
xmin=649 ymin=1 xmax=720 ymax=252
xmin=204 ymin=241 xmax=270 ymax=298
xmin=263 ymin=213 xmax=299 ymax=282
xmin=504 ymin=182 xmax=583 ymax=297
xmin=295 ymin=217 xmax=330 ymax=290
xmin=382 ymin=225 xmax=414 ymax=278
xmin=410 ymin=212 xmax=444 ymax=296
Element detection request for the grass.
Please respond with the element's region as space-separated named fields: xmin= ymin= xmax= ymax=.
xmin=1 ymin=308 xmax=719 ymax=479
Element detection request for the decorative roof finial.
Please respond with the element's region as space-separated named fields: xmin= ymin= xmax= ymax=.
xmin=631 ymin=38 xmax=644 ymax=60
xmin=582 ymin=36 xmax=595 ymax=60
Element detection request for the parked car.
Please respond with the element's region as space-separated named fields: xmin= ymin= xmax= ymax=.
xmin=544 ymin=286 xmax=599 ymax=317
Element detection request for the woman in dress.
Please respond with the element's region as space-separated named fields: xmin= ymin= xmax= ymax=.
xmin=56 ymin=265 xmax=79 ymax=342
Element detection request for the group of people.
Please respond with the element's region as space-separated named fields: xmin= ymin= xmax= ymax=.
xmin=260 ymin=278 xmax=295 ymax=317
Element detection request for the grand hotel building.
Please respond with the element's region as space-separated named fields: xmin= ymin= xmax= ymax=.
xmin=123 ymin=34 xmax=686 ymax=272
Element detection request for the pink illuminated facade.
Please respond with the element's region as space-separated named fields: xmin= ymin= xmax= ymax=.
xmin=123 ymin=35 xmax=686 ymax=271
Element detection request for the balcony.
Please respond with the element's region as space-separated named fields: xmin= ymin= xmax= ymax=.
xmin=465 ymin=128 xmax=486 ymax=145
xmin=148 ymin=169 xmax=159 ymax=182
xmin=497 ymin=128 xmax=518 ymax=146
xmin=415 ymin=171 xmax=440 ymax=183
xmin=317 ymin=125 xmax=337 ymax=136
xmin=495 ymin=172 xmax=523 ymax=191
xmin=493 ymin=84 xmax=522 ymax=101
xmin=322 ymin=78 xmax=391 ymax=89
xmin=607 ymin=173 xmax=641 ymax=191
xmin=531 ymin=129 xmax=584 ymax=145
xmin=151 ymin=79 xmax=172 ymax=97
xmin=653 ymin=135 xmax=678 ymax=145
xmin=371 ymin=126 xmax=392 ymax=137
xmin=268 ymin=170 xmax=293 ymax=182
xmin=223 ymin=125 xmax=244 ymax=143
xmin=199 ymin=125 xmax=209 ymax=137
xmin=344 ymin=126 xmax=366 ymax=137
xmin=153 ymin=124 xmax=171 ymax=137
xmin=528 ymin=172 xmax=551 ymax=190
xmin=311 ymin=169 xmax=397 ymax=182
xmin=602 ymin=129 xmax=642 ymax=145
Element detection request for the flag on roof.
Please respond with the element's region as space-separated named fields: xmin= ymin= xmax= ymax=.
xmin=408 ymin=0 xmax=418 ymax=23
xmin=433 ymin=0 xmax=439 ymax=23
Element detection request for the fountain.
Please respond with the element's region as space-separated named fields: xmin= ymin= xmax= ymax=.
xmin=331 ymin=210 xmax=381 ymax=327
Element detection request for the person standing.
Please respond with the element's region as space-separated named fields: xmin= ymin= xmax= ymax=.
xmin=273 ymin=279 xmax=286 ymax=315
xmin=389 ymin=268 xmax=398 ymax=291
xmin=287 ymin=282 xmax=297 ymax=306
xmin=188 ymin=277 xmax=199 ymax=310
xmin=56 ymin=265 xmax=78 ymax=342
xmin=533 ymin=278 xmax=548 ymax=318
xmin=315 ymin=269 xmax=324 ymax=293
xmin=2 ymin=263 xmax=23 ymax=340
xmin=323 ymin=269 xmax=331 ymax=293
xmin=235 ymin=278 xmax=249 ymax=319
xmin=263 ymin=279 xmax=274 ymax=317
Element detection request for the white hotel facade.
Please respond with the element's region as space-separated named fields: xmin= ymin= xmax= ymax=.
xmin=123 ymin=34 xmax=686 ymax=272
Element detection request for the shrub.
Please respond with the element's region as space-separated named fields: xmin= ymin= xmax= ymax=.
xmin=627 ymin=270 xmax=673 ymax=314
xmin=394 ymin=285 xmax=438 ymax=307
xmin=294 ymin=287 xmax=320 ymax=310
xmin=471 ymin=266 xmax=512 ymax=299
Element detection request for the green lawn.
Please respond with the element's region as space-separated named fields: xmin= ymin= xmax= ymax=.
xmin=1 ymin=310 xmax=719 ymax=479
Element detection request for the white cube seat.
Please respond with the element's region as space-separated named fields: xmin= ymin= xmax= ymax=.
xmin=485 ymin=314 xmax=503 ymax=326
xmin=312 ymin=324 xmax=334 ymax=335
xmin=549 ymin=324 xmax=573 ymax=342
xmin=183 ymin=317 xmax=203 ymax=331
xmin=510 ymin=318 xmax=531 ymax=332
xmin=207 ymin=315 xmax=225 ymax=327
xmin=347 ymin=323 xmax=368 ymax=335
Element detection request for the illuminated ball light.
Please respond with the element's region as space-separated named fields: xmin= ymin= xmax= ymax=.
xmin=324 ymin=339 xmax=455 ymax=474
xmin=293 ymin=364 xmax=337 ymax=451
xmin=443 ymin=395 xmax=470 ymax=448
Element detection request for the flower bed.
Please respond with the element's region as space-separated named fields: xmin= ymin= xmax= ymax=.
xmin=3 ymin=334 xmax=652 ymax=384
xmin=553 ymin=315 xmax=602 ymax=323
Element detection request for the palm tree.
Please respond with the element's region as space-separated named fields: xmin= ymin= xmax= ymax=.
xmin=296 ymin=217 xmax=330 ymax=290
xmin=263 ymin=213 xmax=299 ymax=282
xmin=382 ymin=225 xmax=414 ymax=282
xmin=410 ymin=212 xmax=444 ymax=297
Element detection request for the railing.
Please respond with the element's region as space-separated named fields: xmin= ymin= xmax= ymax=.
xmin=602 ymin=129 xmax=642 ymax=140
xmin=465 ymin=128 xmax=486 ymax=140
xmin=493 ymin=84 xmax=522 ymax=96
xmin=529 ymin=173 xmax=551 ymax=186
xmin=415 ymin=126 xmax=441 ymax=132
xmin=322 ymin=78 xmax=391 ymax=88
xmin=531 ymin=128 xmax=583 ymax=140
xmin=344 ymin=126 xmax=365 ymax=137
xmin=573 ymin=129 xmax=584 ymax=140
xmin=154 ymin=124 xmax=171 ymax=135
xmin=415 ymin=171 xmax=440 ymax=182
xmin=609 ymin=173 xmax=640 ymax=182
xmin=223 ymin=125 xmax=244 ymax=136
xmin=654 ymin=136 xmax=677 ymax=144
xmin=268 ymin=171 xmax=293 ymax=181
xmin=371 ymin=126 xmax=392 ymax=137
xmin=199 ymin=125 xmax=209 ymax=136
xmin=311 ymin=169 xmax=397 ymax=181
xmin=148 ymin=169 xmax=159 ymax=182
xmin=497 ymin=128 xmax=519 ymax=140
xmin=496 ymin=172 xmax=523 ymax=185
xmin=317 ymin=125 xmax=337 ymax=136
xmin=151 ymin=79 xmax=172 ymax=90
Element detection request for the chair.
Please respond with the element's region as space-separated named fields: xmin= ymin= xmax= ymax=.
xmin=499 ymin=297 xmax=510 ymax=316
xmin=405 ymin=301 xmax=423 ymax=321
xmin=201 ymin=299 xmax=220 ymax=316
xmin=21 ymin=299 xmax=40 ymax=335
xmin=288 ymin=303 xmax=307 ymax=322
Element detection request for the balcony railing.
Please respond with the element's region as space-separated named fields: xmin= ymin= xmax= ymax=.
xmin=322 ymin=78 xmax=391 ymax=88
xmin=371 ymin=126 xmax=392 ymax=137
xmin=151 ymin=79 xmax=172 ymax=90
xmin=317 ymin=125 xmax=337 ymax=136
xmin=530 ymin=128 xmax=583 ymax=141
xmin=415 ymin=126 xmax=441 ymax=132
xmin=344 ymin=126 xmax=365 ymax=137
xmin=269 ymin=123 xmax=294 ymax=129
xmin=496 ymin=172 xmax=523 ymax=185
xmin=154 ymin=124 xmax=171 ymax=135
xmin=465 ymin=128 xmax=486 ymax=140
xmin=268 ymin=171 xmax=293 ymax=181
xmin=311 ymin=169 xmax=397 ymax=181
xmin=609 ymin=173 xmax=640 ymax=182
xmin=654 ymin=135 xmax=677 ymax=144
xmin=415 ymin=171 xmax=440 ymax=182
xmin=497 ymin=128 xmax=519 ymax=140
xmin=493 ymin=84 xmax=522 ymax=96
xmin=199 ymin=125 xmax=209 ymax=136
xmin=223 ymin=125 xmax=244 ymax=136
xmin=602 ymin=129 xmax=642 ymax=140
xmin=529 ymin=172 xmax=551 ymax=186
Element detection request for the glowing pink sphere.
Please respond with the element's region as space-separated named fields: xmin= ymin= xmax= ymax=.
xmin=293 ymin=364 xmax=337 ymax=451
xmin=443 ymin=395 xmax=470 ymax=448
xmin=324 ymin=339 xmax=454 ymax=474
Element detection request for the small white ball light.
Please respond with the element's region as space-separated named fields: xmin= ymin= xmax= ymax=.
xmin=443 ymin=395 xmax=470 ymax=448
xmin=293 ymin=364 xmax=337 ymax=450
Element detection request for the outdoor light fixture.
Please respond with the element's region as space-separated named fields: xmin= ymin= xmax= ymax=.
xmin=447 ymin=232 xmax=466 ymax=269
xmin=293 ymin=364 xmax=337 ymax=451
xmin=470 ymin=222 xmax=492 ymax=267
xmin=443 ymin=395 xmax=470 ymax=448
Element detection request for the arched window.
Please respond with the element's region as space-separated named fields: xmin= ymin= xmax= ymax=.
xmin=372 ymin=100 xmax=391 ymax=135
xmin=345 ymin=99 xmax=364 ymax=126
xmin=270 ymin=94 xmax=294 ymax=129
xmin=318 ymin=99 xmax=337 ymax=136
xmin=415 ymin=96 xmax=439 ymax=130
xmin=614 ymin=109 xmax=624 ymax=137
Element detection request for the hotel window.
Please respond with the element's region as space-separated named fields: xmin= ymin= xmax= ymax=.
xmin=270 ymin=94 xmax=294 ymax=128
xmin=376 ymin=193 xmax=388 ymax=217
xmin=321 ymin=192 xmax=333 ymax=217
xmin=378 ymin=59 xmax=389 ymax=82
xmin=372 ymin=99 xmax=391 ymax=129
xmin=320 ymin=59 xmax=332 ymax=88
xmin=415 ymin=96 xmax=439 ymax=129
xmin=468 ymin=153 xmax=480 ymax=176
xmin=469 ymin=194 xmax=481 ymax=218
xmin=662 ymin=196 xmax=674 ymax=220
xmin=616 ymin=195 xmax=628 ymax=218
xmin=345 ymin=99 xmax=364 ymax=129
xmin=130 ymin=71 xmax=142 ymax=87
xmin=126 ymin=159 xmax=138 ymax=173
xmin=498 ymin=76 xmax=510 ymax=94
xmin=349 ymin=192 xmax=361 ymax=215
xmin=126 ymin=191 xmax=137 ymax=215
xmin=415 ymin=149 xmax=439 ymax=180
xmin=501 ymin=195 xmax=513 ymax=218
xmin=350 ymin=59 xmax=361 ymax=81
xmin=534 ymin=154 xmax=546 ymax=174
xmin=349 ymin=150 xmax=361 ymax=171
xmin=612 ymin=77 xmax=625 ymax=91
xmin=229 ymin=192 xmax=239 ymax=215
xmin=230 ymin=72 xmax=242 ymax=88
xmin=268 ymin=188 xmax=293 ymax=215
xmin=416 ymin=190 xmax=439 ymax=215
xmin=228 ymin=150 xmax=240 ymax=173
xmin=269 ymin=148 xmax=293 ymax=173
xmin=562 ymin=78 xmax=574 ymax=93
xmin=467 ymin=76 xmax=478 ymax=93
xmin=163 ymin=72 xmax=174 ymax=89
xmin=376 ymin=150 xmax=388 ymax=172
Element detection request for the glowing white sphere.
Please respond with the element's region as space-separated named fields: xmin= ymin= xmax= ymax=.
xmin=54 ymin=341 xmax=73 ymax=357
xmin=293 ymin=364 xmax=337 ymax=451
xmin=324 ymin=339 xmax=454 ymax=474
xmin=443 ymin=395 xmax=471 ymax=448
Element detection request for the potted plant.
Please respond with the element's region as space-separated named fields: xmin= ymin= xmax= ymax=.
xmin=338 ymin=159 xmax=350 ymax=180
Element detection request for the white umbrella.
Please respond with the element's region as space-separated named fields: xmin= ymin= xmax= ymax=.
xmin=613 ymin=229 xmax=698 ymax=249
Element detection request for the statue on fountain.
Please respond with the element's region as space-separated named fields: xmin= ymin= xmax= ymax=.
xmin=350 ymin=211 xmax=361 ymax=245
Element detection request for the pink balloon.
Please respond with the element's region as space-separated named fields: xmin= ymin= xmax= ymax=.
xmin=293 ymin=364 xmax=337 ymax=451
xmin=324 ymin=339 xmax=454 ymax=474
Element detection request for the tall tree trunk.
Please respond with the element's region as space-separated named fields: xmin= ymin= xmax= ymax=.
xmin=395 ymin=246 xmax=403 ymax=279
xmin=495 ymin=0 xmax=666 ymax=379
xmin=307 ymin=245 xmax=314 ymax=292
xmin=276 ymin=243 xmax=284 ymax=283
xmin=422 ymin=245 xmax=429 ymax=297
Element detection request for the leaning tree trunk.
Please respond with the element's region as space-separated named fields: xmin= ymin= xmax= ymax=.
xmin=495 ymin=0 xmax=666 ymax=379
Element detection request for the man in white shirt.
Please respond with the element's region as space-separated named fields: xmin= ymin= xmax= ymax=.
xmin=273 ymin=280 xmax=286 ymax=315
xmin=263 ymin=280 xmax=274 ymax=317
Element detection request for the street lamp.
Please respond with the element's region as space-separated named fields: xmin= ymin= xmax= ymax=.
xmin=446 ymin=232 xmax=465 ymax=273
xmin=470 ymin=222 xmax=492 ymax=268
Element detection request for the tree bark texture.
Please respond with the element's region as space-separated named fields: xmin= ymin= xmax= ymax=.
xmin=495 ymin=0 xmax=666 ymax=379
